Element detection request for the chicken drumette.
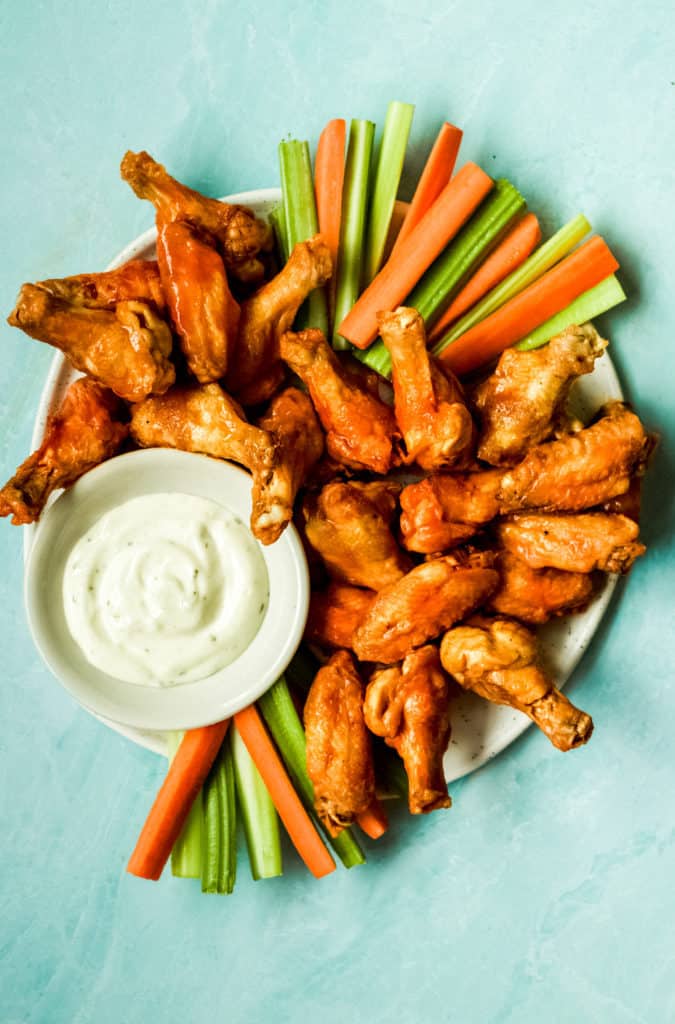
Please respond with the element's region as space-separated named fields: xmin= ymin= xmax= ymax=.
xmin=131 ymin=383 xmax=292 ymax=544
xmin=302 ymin=480 xmax=411 ymax=590
xmin=257 ymin=386 xmax=324 ymax=516
xmin=0 ymin=378 xmax=128 ymax=524
xmin=440 ymin=617 xmax=593 ymax=751
xmin=120 ymin=150 xmax=271 ymax=282
xmin=473 ymin=324 xmax=607 ymax=465
xmin=487 ymin=550 xmax=593 ymax=624
xmin=352 ymin=552 xmax=499 ymax=664
xmin=378 ymin=306 xmax=475 ymax=470
xmin=38 ymin=259 xmax=166 ymax=312
xmin=496 ymin=512 xmax=646 ymax=574
xmin=364 ymin=646 xmax=451 ymax=814
xmin=8 ymin=284 xmax=174 ymax=403
xmin=157 ymin=220 xmax=240 ymax=383
xmin=280 ymin=329 xmax=398 ymax=474
xmin=226 ymin=236 xmax=333 ymax=405
xmin=304 ymin=651 xmax=376 ymax=836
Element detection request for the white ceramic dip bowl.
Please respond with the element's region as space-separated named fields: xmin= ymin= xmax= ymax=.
xmin=24 ymin=448 xmax=309 ymax=730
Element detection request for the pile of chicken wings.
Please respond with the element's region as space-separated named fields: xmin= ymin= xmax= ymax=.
xmin=1 ymin=153 xmax=654 ymax=837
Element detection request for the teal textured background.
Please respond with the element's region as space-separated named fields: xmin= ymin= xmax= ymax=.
xmin=1 ymin=2 xmax=673 ymax=1021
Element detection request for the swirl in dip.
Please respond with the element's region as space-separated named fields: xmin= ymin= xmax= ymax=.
xmin=62 ymin=492 xmax=269 ymax=686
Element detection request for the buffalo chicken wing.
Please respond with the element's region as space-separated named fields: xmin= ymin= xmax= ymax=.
xmin=378 ymin=306 xmax=474 ymax=470
xmin=352 ymin=553 xmax=499 ymax=664
xmin=365 ymin=646 xmax=451 ymax=814
xmin=441 ymin=617 xmax=593 ymax=751
xmin=0 ymin=378 xmax=128 ymax=524
xmin=8 ymin=285 xmax=174 ymax=403
xmin=304 ymin=651 xmax=375 ymax=835
xmin=474 ymin=324 xmax=607 ymax=465
xmin=303 ymin=481 xmax=411 ymax=590
xmin=496 ymin=512 xmax=646 ymax=574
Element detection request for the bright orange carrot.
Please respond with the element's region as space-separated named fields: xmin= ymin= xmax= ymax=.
xmin=356 ymin=798 xmax=389 ymax=840
xmin=382 ymin=199 xmax=410 ymax=263
xmin=390 ymin=121 xmax=463 ymax=257
xmin=234 ymin=705 xmax=336 ymax=878
xmin=127 ymin=720 xmax=230 ymax=881
xmin=429 ymin=212 xmax=542 ymax=342
xmin=438 ymin=235 xmax=619 ymax=376
xmin=314 ymin=118 xmax=346 ymax=317
xmin=338 ymin=162 xmax=493 ymax=349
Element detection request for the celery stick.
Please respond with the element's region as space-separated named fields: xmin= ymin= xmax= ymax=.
xmin=285 ymin=644 xmax=321 ymax=695
xmin=515 ymin=274 xmax=626 ymax=351
xmin=201 ymin=733 xmax=237 ymax=894
xmin=167 ymin=731 xmax=202 ymax=879
xmin=432 ymin=213 xmax=591 ymax=357
xmin=374 ymin=739 xmax=409 ymax=801
xmin=356 ymin=180 xmax=526 ymax=378
xmin=278 ymin=139 xmax=328 ymax=334
xmin=333 ymin=119 xmax=376 ymax=350
xmin=258 ymin=676 xmax=366 ymax=868
xmin=231 ymin=725 xmax=282 ymax=881
xmin=362 ymin=101 xmax=415 ymax=285
xmin=269 ymin=205 xmax=290 ymax=265
xmin=409 ymin=179 xmax=526 ymax=329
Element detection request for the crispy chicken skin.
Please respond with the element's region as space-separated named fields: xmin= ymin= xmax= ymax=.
xmin=352 ymin=552 xmax=499 ymax=664
xmin=304 ymin=651 xmax=376 ymax=836
xmin=305 ymin=582 xmax=376 ymax=650
xmin=38 ymin=259 xmax=166 ymax=312
xmin=487 ymin=550 xmax=593 ymax=624
xmin=440 ymin=617 xmax=593 ymax=751
xmin=226 ymin=236 xmax=333 ymax=405
xmin=496 ymin=513 xmax=646 ymax=574
xmin=280 ymin=329 xmax=398 ymax=474
xmin=257 ymin=386 xmax=324 ymax=511
xmin=157 ymin=221 xmax=240 ymax=383
xmin=364 ymin=646 xmax=451 ymax=814
xmin=303 ymin=481 xmax=411 ymax=590
xmin=400 ymin=470 xmax=503 ymax=553
xmin=497 ymin=402 xmax=651 ymax=512
xmin=378 ymin=307 xmax=474 ymax=470
xmin=346 ymin=479 xmax=401 ymax=524
xmin=8 ymin=284 xmax=174 ymax=403
xmin=130 ymin=383 xmax=290 ymax=544
xmin=120 ymin=150 xmax=271 ymax=282
xmin=474 ymin=325 xmax=607 ymax=465
xmin=0 ymin=378 xmax=128 ymax=524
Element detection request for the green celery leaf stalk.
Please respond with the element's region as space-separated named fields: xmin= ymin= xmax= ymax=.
xmin=269 ymin=204 xmax=290 ymax=265
xmin=201 ymin=732 xmax=237 ymax=894
xmin=362 ymin=101 xmax=415 ymax=285
xmin=231 ymin=725 xmax=282 ymax=881
xmin=515 ymin=274 xmax=626 ymax=350
xmin=278 ymin=139 xmax=328 ymax=334
xmin=432 ymin=213 xmax=591 ymax=357
xmin=258 ymin=676 xmax=366 ymax=868
xmin=167 ymin=731 xmax=202 ymax=879
xmin=357 ymin=180 xmax=526 ymax=377
xmin=332 ymin=119 xmax=376 ymax=350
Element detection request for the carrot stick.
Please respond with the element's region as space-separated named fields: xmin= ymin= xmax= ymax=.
xmin=127 ymin=720 xmax=230 ymax=881
xmin=338 ymin=162 xmax=493 ymax=349
xmin=437 ymin=235 xmax=619 ymax=376
xmin=382 ymin=200 xmax=410 ymax=263
xmin=390 ymin=122 xmax=463 ymax=258
xmin=429 ymin=212 xmax=541 ymax=341
xmin=314 ymin=118 xmax=346 ymax=324
xmin=233 ymin=705 xmax=336 ymax=878
xmin=356 ymin=798 xmax=389 ymax=840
